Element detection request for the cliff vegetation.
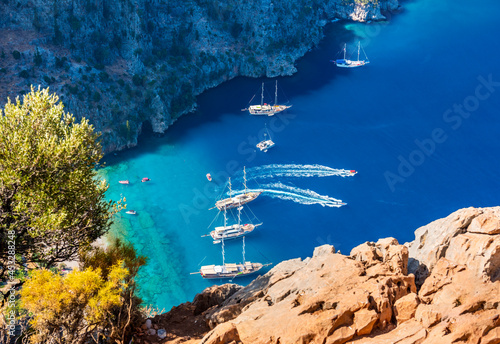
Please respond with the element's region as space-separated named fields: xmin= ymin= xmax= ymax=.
xmin=0 ymin=0 xmax=398 ymax=153
xmin=0 ymin=88 xmax=146 ymax=343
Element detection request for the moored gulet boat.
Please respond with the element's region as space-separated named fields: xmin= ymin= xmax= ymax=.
xmin=204 ymin=202 xmax=262 ymax=244
xmin=333 ymin=41 xmax=369 ymax=68
xmin=193 ymin=236 xmax=270 ymax=279
xmin=214 ymin=167 xmax=261 ymax=211
xmin=199 ymin=261 xmax=266 ymax=279
xmin=243 ymin=81 xmax=292 ymax=116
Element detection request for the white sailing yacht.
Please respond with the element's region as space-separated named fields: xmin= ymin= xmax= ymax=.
xmin=194 ymin=236 xmax=269 ymax=279
xmin=204 ymin=178 xmax=262 ymax=244
xmin=243 ymin=81 xmax=292 ymax=116
xmin=333 ymin=42 xmax=369 ymax=68
xmin=214 ymin=167 xmax=261 ymax=211
xmin=256 ymin=124 xmax=275 ymax=152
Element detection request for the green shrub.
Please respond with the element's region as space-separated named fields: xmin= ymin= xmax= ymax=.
xmin=93 ymin=91 xmax=101 ymax=102
xmin=55 ymin=56 xmax=67 ymax=68
xmin=99 ymin=71 xmax=109 ymax=82
xmin=19 ymin=70 xmax=30 ymax=78
xmin=68 ymin=15 xmax=81 ymax=31
xmin=68 ymin=85 xmax=78 ymax=95
xmin=12 ymin=50 xmax=21 ymax=60
xmin=132 ymin=74 xmax=144 ymax=86
xmin=34 ymin=48 xmax=43 ymax=66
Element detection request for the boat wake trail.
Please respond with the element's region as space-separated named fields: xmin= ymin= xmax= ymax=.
xmin=232 ymin=182 xmax=346 ymax=208
xmin=238 ymin=164 xmax=357 ymax=180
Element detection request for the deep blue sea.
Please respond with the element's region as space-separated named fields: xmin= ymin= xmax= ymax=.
xmin=100 ymin=0 xmax=500 ymax=310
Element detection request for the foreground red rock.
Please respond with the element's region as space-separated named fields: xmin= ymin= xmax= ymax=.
xmin=132 ymin=207 xmax=500 ymax=344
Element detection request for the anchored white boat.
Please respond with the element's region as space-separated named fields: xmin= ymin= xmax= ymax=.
xmin=243 ymin=81 xmax=291 ymax=116
xmin=257 ymin=124 xmax=275 ymax=152
xmin=192 ymin=236 xmax=270 ymax=279
xmin=214 ymin=167 xmax=261 ymax=211
xmin=204 ymin=201 xmax=262 ymax=244
xmin=333 ymin=42 xmax=369 ymax=68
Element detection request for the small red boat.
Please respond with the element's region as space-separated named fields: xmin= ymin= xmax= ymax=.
xmin=142 ymin=177 xmax=150 ymax=182
xmin=206 ymin=173 xmax=212 ymax=182
xmin=350 ymin=170 xmax=357 ymax=174
xmin=119 ymin=180 xmax=129 ymax=184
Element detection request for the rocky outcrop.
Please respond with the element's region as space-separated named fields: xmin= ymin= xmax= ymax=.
xmin=132 ymin=206 xmax=500 ymax=344
xmin=407 ymin=207 xmax=500 ymax=286
xmin=133 ymin=283 xmax=240 ymax=343
xmin=0 ymin=0 xmax=399 ymax=153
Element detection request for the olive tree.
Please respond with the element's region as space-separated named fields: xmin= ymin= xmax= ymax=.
xmin=0 ymin=86 xmax=121 ymax=275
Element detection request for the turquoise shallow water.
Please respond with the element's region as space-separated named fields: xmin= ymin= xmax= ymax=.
xmin=102 ymin=0 xmax=500 ymax=310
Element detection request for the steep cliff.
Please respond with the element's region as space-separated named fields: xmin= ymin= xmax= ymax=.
xmin=133 ymin=206 xmax=500 ymax=344
xmin=0 ymin=0 xmax=399 ymax=153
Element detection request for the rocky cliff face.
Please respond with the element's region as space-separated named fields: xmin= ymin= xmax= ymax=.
xmin=0 ymin=0 xmax=399 ymax=153
xmin=133 ymin=206 xmax=500 ymax=344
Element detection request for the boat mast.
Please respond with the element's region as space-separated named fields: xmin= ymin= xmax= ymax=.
xmin=242 ymin=235 xmax=246 ymax=264
xmin=237 ymin=206 xmax=242 ymax=227
xmin=357 ymin=42 xmax=360 ymax=62
xmin=243 ymin=167 xmax=247 ymax=194
xmin=260 ymin=82 xmax=264 ymax=106
xmin=274 ymin=80 xmax=278 ymax=105
xmin=222 ymin=176 xmax=227 ymax=267
xmin=343 ymin=43 xmax=346 ymax=60
xmin=222 ymin=236 xmax=225 ymax=266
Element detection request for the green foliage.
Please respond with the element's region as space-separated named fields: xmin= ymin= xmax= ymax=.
xmin=68 ymin=14 xmax=81 ymax=31
xmin=170 ymin=82 xmax=195 ymax=117
xmin=230 ymin=22 xmax=243 ymax=39
xmin=33 ymin=48 xmax=42 ymax=66
xmin=1 ymin=49 xmax=5 ymax=58
xmin=67 ymin=84 xmax=79 ymax=95
xmin=112 ymin=34 xmax=123 ymax=50
xmin=12 ymin=50 xmax=20 ymax=60
xmin=94 ymin=46 xmax=109 ymax=65
xmin=85 ymin=0 xmax=97 ymax=12
xmin=132 ymin=74 xmax=145 ymax=87
xmin=93 ymin=91 xmax=102 ymax=102
xmin=0 ymin=87 xmax=122 ymax=272
xmin=133 ymin=48 xmax=143 ymax=57
xmin=98 ymin=71 xmax=109 ymax=82
xmin=53 ymin=23 xmax=63 ymax=45
xmin=18 ymin=69 xmax=30 ymax=78
xmin=55 ymin=56 xmax=67 ymax=68
xmin=43 ymin=75 xmax=56 ymax=85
